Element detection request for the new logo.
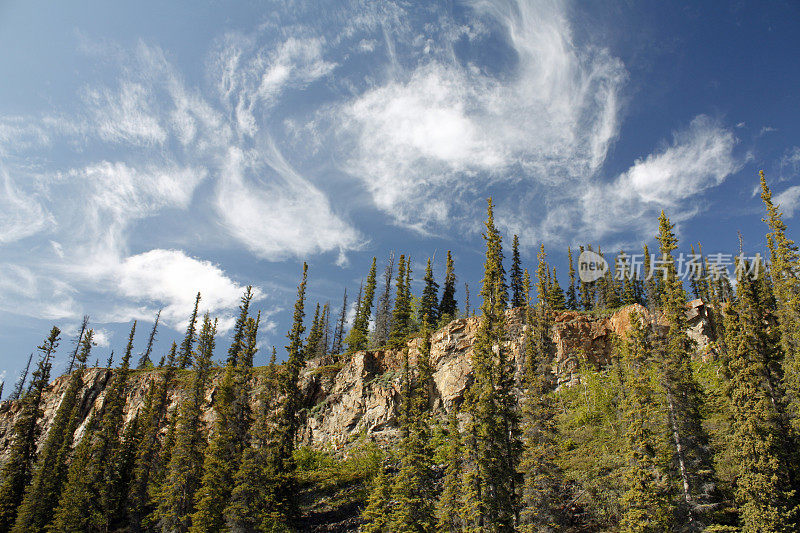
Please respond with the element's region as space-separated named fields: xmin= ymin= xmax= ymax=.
xmin=578 ymin=250 xmax=608 ymax=283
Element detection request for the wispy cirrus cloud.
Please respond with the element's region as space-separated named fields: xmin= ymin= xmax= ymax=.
xmin=775 ymin=185 xmax=800 ymax=219
xmin=330 ymin=0 xmax=627 ymax=233
xmin=577 ymin=115 xmax=741 ymax=240
xmin=0 ymin=32 xmax=360 ymax=331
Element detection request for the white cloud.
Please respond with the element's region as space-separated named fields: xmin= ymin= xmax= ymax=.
xmin=85 ymin=81 xmax=167 ymax=146
xmin=775 ymin=185 xmax=800 ymax=218
xmin=91 ymin=328 xmax=112 ymax=348
xmin=112 ymin=249 xmax=251 ymax=331
xmin=215 ymin=141 xmax=362 ymax=260
xmin=0 ymin=166 xmax=53 ymax=243
xmin=780 ymin=146 xmax=800 ymax=176
xmin=333 ymin=0 xmax=626 ymax=231
xmin=0 ymin=264 xmax=76 ymax=320
xmin=578 ymin=115 xmax=739 ymax=239
xmin=212 ymin=34 xmax=336 ymax=138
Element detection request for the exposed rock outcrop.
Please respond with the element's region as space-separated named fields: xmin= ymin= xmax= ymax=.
xmin=0 ymin=302 xmax=715 ymax=460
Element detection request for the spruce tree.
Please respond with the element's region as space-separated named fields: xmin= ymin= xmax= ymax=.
xmin=390 ymin=254 xmax=413 ymax=347
xmin=436 ymin=407 xmax=463 ymax=532
xmin=579 ymin=245 xmax=594 ymax=310
xmin=190 ymin=363 xmax=244 ymax=532
xmin=0 ymin=327 xmax=59 ymax=531
xmin=620 ymin=251 xmax=638 ymax=306
xmin=67 ymin=315 xmax=89 ymax=373
xmin=192 ymin=309 xmax=258 ymax=533
xmin=438 ymin=250 xmax=458 ymax=321
xmin=273 ymin=262 xmax=309 ymax=526
xmin=419 ymin=257 xmax=440 ymax=328
xmin=510 ymin=234 xmax=525 ymax=308
xmin=461 ymin=198 xmax=519 ymax=531
xmin=520 ymin=259 xmax=564 ymax=531
xmin=226 ymin=264 xmax=308 ymax=531
xmin=347 ymin=258 xmax=377 ymax=353
xmin=332 ymin=288 xmax=348 ymax=355
xmin=361 ymin=460 xmax=391 ymax=532
xmin=373 ymin=252 xmax=395 ymax=348
xmin=9 ymin=352 xmax=33 ymax=401
xmin=12 ymin=330 xmax=93 ymax=533
xmin=138 ymin=309 xmax=161 ymax=369
xmin=128 ymin=342 xmax=178 ymax=532
xmin=319 ymin=303 xmax=330 ymax=357
xmin=226 ymin=286 xmax=254 ymax=366
xmin=566 ymin=246 xmax=578 ymax=310
xmin=721 ymin=257 xmax=798 ymax=532
xmin=178 ymin=292 xmax=202 ymax=368
xmin=548 ymin=266 xmax=566 ymax=310
xmin=155 ymin=314 xmax=216 ymax=532
xmin=618 ymin=313 xmax=673 ymax=532
xmin=760 ymin=170 xmax=800 ymax=431
xmin=305 ymin=302 xmax=322 ymax=358
xmin=654 ymin=211 xmax=718 ymax=527
xmin=49 ymin=322 xmax=137 ymax=532
xmin=388 ymin=324 xmax=436 ymax=531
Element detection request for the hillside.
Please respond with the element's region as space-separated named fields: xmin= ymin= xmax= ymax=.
xmin=0 ymin=302 xmax=715 ymax=531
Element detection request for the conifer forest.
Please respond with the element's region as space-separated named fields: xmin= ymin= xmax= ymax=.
xmin=0 ymin=172 xmax=799 ymax=532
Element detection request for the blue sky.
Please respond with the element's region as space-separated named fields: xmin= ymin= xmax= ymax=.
xmin=1 ymin=0 xmax=799 ymax=384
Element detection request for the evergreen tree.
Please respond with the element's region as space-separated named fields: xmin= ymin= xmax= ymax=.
xmin=618 ymin=313 xmax=673 ymax=533
xmin=227 ymin=286 xmax=254 ymax=366
xmin=760 ymin=170 xmax=800 ymax=431
xmin=390 ymin=254 xmax=413 ymax=347
xmin=461 ymin=198 xmax=519 ymax=531
xmin=643 ymin=244 xmax=658 ymax=309
xmin=332 ymin=288 xmax=348 ymax=355
xmin=9 ymin=352 xmax=33 ymax=401
xmin=520 ymin=257 xmax=565 ymax=531
xmin=178 ymin=292 xmax=202 ymax=369
xmin=361 ymin=460 xmax=391 ymax=533
xmin=155 ymin=314 xmax=216 ymax=532
xmin=67 ymin=315 xmax=89 ymax=373
xmin=192 ymin=311 xmax=259 ymax=532
xmin=464 ymin=282 xmax=471 ymax=317
xmin=190 ymin=363 xmax=245 ymax=532
xmin=438 ymin=250 xmax=458 ymax=321
xmin=419 ymin=257 xmax=440 ymax=328
xmin=373 ymin=252 xmax=395 ymax=348
xmin=566 ymin=247 xmax=578 ymax=310
xmin=436 ymin=407 xmax=463 ymax=532
xmin=388 ymin=324 xmax=436 ymax=531
xmin=347 ymin=258 xmax=377 ymax=353
xmin=305 ymin=303 xmax=322 ymax=358
xmin=510 ymin=234 xmax=525 ymax=308
xmin=721 ymin=256 xmax=798 ymax=532
xmin=272 ymin=262 xmax=309 ymax=527
xmin=226 ymin=264 xmax=308 ymax=531
xmin=654 ymin=211 xmax=718 ymax=527
xmin=49 ymin=322 xmax=137 ymax=532
xmin=12 ymin=330 xmax=94 ymax=533
xmin=579 ymin=245 xmax=593 ymax=310
xmin=548 ymin=267 xmax=566 ymax=310
xmin=319 ymin=303 xmax=330 ymax=357
xmin=0 ymin=327 xmax=59 ymax=531
xmin=128 ymin=343 xmax=178 ymax=531
xmin=138 ymin=309 xmax=161 ymax=369
xmin=600 ymin=250 xmax=621 ymax=309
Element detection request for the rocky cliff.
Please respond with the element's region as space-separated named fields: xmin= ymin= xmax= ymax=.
xmin=0 ymin=301 xmax=715 ymax=461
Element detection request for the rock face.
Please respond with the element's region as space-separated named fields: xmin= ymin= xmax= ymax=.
xmin=0 ymin=302 xmax=715 ymax=460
